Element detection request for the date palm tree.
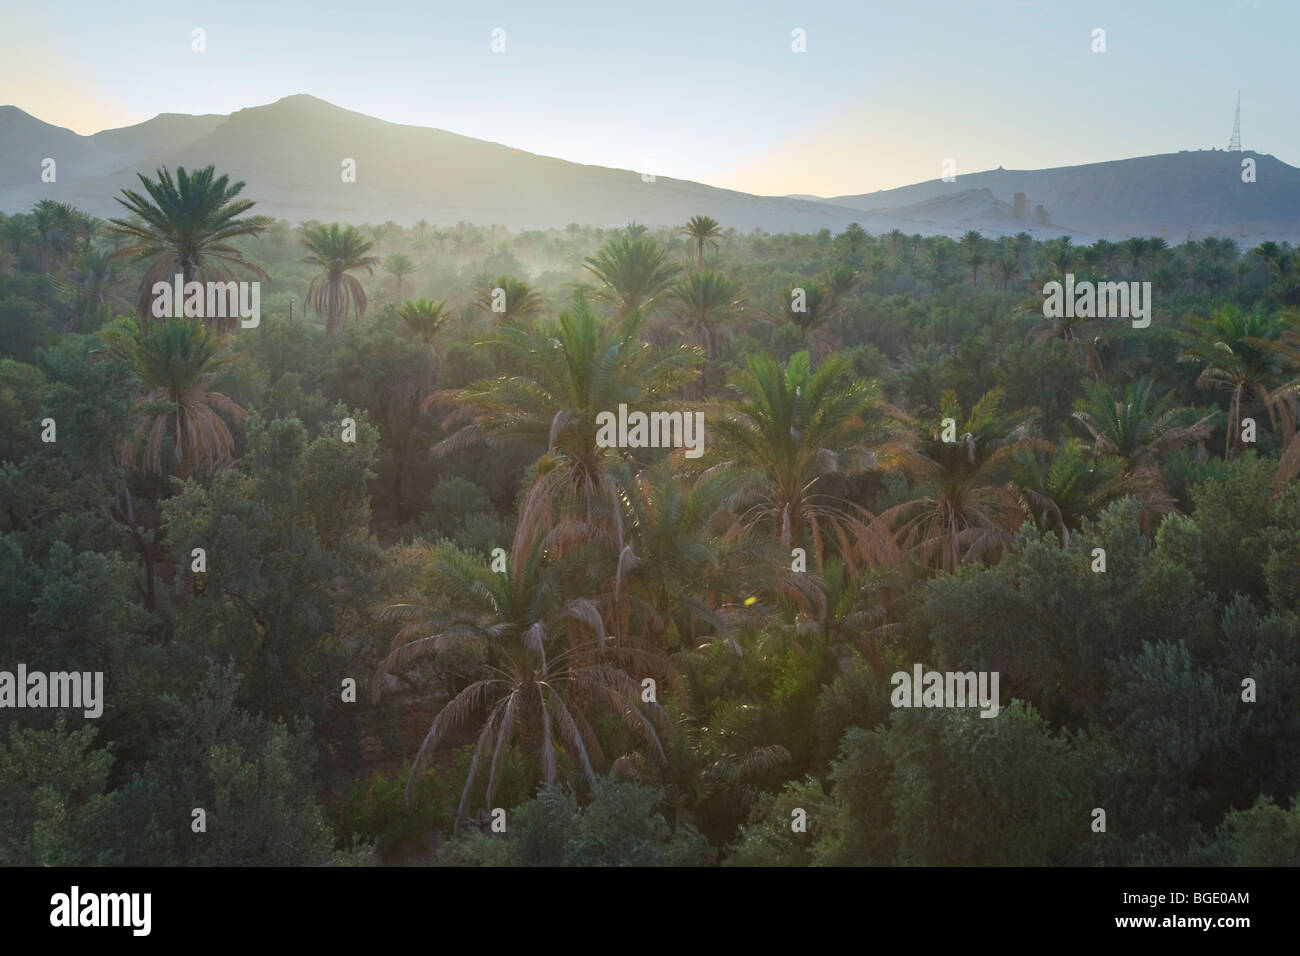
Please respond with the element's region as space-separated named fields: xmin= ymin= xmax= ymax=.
xmin=584 ymin=236 xmax=679 ymax=318
xmin=668 ymin=269 xmax=744 ymax=360
xmin=960 ymin=230 xmax=986 ymax=285
xmin=474 ymin=275 xmax=547 ymax=324
xmin=619 ymin=462 xmax=819 ymax=651
xmin=300 ymin=224 xmax=380 ymax=336
xmin=708 ymin=350 xmax=899 ymax=572
xmin=3 ymin=214 xmax=36 ymax=263
xmin=1177 ymin=306 xmax=1296 ymax=457
xmin=1124 ymin=236 xmax=1150 ymax=275
xmin=397 ymin=297 xmax=450 ymax=346
xmin=772 ymin=266 xmax=857 ymax=362
xmin=31 ymin=199 xmax=78 ymax=272
xmin=1253 ymin=317 xmax=1300 ymax=490
xmin=839 ymin=222 xmax=868 ymax=257
xmin=383 ymin=252 xmax=416 ymax=301
xmin=1008 ymin=438 xmax=1124 ymax=546
xmin=374 ymin=538 xmax=671 ymax=830
xmin=61 ymin=248 xmax=126 ymax=330
xmin=1070 ymin=374 xmax=1216 ymax=518
xmin=681 ymin=215 xmax=722 ymax=267
xmin=882 ymin=388 xmax=1039 ymax=573
xmin=108 ymin=165 xmax=271 ymax=328
xmin=100 ymin=315 xmax=244 ymax=478
xmin=437 ymin=293 xmax=701 ymax=557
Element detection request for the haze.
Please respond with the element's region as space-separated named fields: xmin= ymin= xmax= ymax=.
xmin=2 ymin=0 xmax=1295 ymax=197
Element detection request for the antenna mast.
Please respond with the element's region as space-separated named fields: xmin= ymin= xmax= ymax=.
xmin=1228 ymin=90 xmax=1242 ymax=151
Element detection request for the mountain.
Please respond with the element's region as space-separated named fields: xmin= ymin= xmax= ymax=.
xmin=1 ymin=95 xmax=1297 ymax=241
xmin=0 ymin=106 xmax=223 ymax=188
xmin=825 ymin=152 xmax=1300 ymax=243
xmin=0 ymin=96 xmax=877 ymax=234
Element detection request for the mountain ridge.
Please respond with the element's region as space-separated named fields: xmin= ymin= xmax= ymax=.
xmin=1 ymin=95 xmax=1296 ymax=242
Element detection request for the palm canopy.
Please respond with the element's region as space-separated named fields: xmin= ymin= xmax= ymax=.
xmin=437 ymin=294 xmax=702 ymax=554
xmin=1008 ymin=438 xmax=1124 ymax=546
xmin=1071 ymin=375 xmax=1216 ymax=473
xmin=1177 ymin=305 xmax=1298 ymax=455
xmin=397 ymin=297 xmax=450 ymax=345
xmin=99 ymin=315 xmax=245 ymax=477
xmin=583 ymin=236 xmax=680 ymax=318
xmin=108 ymin=165 xmax=271 ymax=324
xmin=60 ymin=248 xmax=126 ymax=330
xmin=1262 ymin=316 xmax=1300 ymax=489
xmin=620 ymin=461 xmax=820 ymax=650
xmin=772 ymin=266 xmax=858 ymax=361
xmin=708 ymin=350 xmax=897 ymax=570
xmin=374 ymin=538 xmax=671 ymax=829
xmin=668 ymin=269 xmax=744 ymax=360
xmin=383 ymin=252 xmax=416 ymax=300
xmin=681 ymin=215 xmax=722 ymax=266
xmin=32 ymin=199 xmax=80 ymax=272
xmin=474 ymin=275 xmax=547 ymax=323
xmin=883 ymin=388 xmax=1039 ymax=572
xmin=299 ymin=223 xmax=380 ymax=335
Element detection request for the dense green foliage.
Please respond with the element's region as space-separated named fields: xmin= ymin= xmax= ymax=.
xmin=2 ymin=177 xmax=1299 ymax=865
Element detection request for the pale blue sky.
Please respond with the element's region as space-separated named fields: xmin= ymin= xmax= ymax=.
xmin=2 ymin=0 xmax=1292 ymax=195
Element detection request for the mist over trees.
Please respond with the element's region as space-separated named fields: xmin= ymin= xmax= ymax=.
xmin=2 ymin=168 xmax=1299 ymax=866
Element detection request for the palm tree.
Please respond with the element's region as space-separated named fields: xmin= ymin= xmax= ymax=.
xmin=108 ymin=165 xmax=271 ymax=327
xmin=681 ymin=215 xmax=722 ymax=267
xmin=709 ymin=350 xmax=898 ymax=571
xmin=1071 ymin=376 xmax=1216 ymax=477
xmin=374 ymin=538 xmax=671 ymax=831
xmin=1027 ymin=304 xmax=1104 ymax=379
xmin=383 ymin=252 xmax=416 ymax=301
xmin=61 ymin=248 xmax=126 ymax=330
xmin=474 ymin=275 xmax=547 ymax=324
xmin=619 ymin=462 xmax=817 ymax=651
xmin=886 ymin=228 xmax=906 ymax=260
xmin=299 ymin=224 xmax=380 ymax=336
xmin=1254 ymin=317 xmax=1300 ymax=490
xmin=771 ymin=266 xmax=857 ymax=362
xmin=584 ymin=236 xmax=680 ymax=318
xmin=793 ymin=558 xmax=899 ymax=678
xmin=960 ymin=230 xmax=986 ymax=286
xmin=995 ymin=256 xmax=1018 ymax=291
xmin=1124 ymin=236 xmax=1150 ymax=275
xmin=397 ymin=297 xmax=450 ymax=346
xmin=882 ymin=388 xmax=1038 ymax=573
xmin=923 ymin=237 xmax=960 ymax=288
xmin=1177 ymin=306 xmax=1297 ymax=456
xmin=1090 ymin=239 xmax=1116 ymax=274
xmin=438 ymin=293 xmax=701 ymax=556
xmin=70 ymin=209 xmax=103 ymax=250
xmin=1007 ymin=438 xmax=1123 ymax=546
xmin=839 ymin=223 xmax=868 ymax=257
xmin=99 ymin=316 xmax=244 ymax=478
xmin=2 ymin=214 xmax=36 ymax=262
xmin=31 ymin=200 xmax=78 ymax=272
xmin=1045 ymin=236 xmax=1074 ymax=276
xmin=668 ymin=270 xmax=744 ymax=361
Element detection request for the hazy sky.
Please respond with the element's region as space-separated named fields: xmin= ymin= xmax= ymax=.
xmin=2 ymin=0 xmax=1293 ymax=197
